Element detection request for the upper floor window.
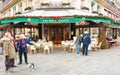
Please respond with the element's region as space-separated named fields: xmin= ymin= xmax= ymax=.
xmin=91 ymin=1 xmax=95 ymax=11
xmin=97 ymin=4 xmax=100 ymax=12
xmin=81 ymin=0 xmax=85 ymax=8
xmin=50 ymin=0 xmax=62 ymax=7
xmin=2 ymin=0 xmax=5 ymax=2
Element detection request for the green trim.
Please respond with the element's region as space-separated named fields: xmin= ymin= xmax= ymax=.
xmin=91 ymin=1 xmax=95 ymax=6
xmin=18 ymin=2 xmax=22 ymax=7
xmin=112 ymin=22 xmax=120 ymax=27
xmin=97 ymin=4 xmax=100 ymax=9
xmin=12 ymin=6 xmax=16 ymax=10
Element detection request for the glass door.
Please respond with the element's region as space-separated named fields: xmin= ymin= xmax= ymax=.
xmin=50 ymin=27 xmax=63 ymax=45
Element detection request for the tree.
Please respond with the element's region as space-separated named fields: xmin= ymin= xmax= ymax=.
xmin=98 ymin=26 xmax=108 ymax=49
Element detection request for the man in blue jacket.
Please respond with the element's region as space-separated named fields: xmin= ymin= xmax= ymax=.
xmin=82 ymin=31 xmax=91 ymax=56
xmin=17 ymin=34 xmax=33 ymax=65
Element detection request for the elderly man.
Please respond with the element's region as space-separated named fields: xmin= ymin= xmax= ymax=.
xmin=82 ymin=31 xmax=91 ymax=56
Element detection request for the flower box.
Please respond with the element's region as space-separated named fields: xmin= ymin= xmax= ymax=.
xmin=81 ymin=7 xmax=89 ymax=10
xmin=24 ymin=7 xmax=32 ymax=11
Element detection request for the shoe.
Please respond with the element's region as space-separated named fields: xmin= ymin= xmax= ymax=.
xmin=5 ymin=68 xmax=14 ymax=73
xmin=26 ymin=63 xmax=28 ymax=65
xmin=18 ymin=63 xmax=22 ymax=65
xmin=12 ymin=65 xmax=17 ymax=67
xmin=85 ymin=54 xmax=89 ymax=56
xmin=75 ymin=54 xmax=80 ymax=58
xmin=82 ymin=54 xmax=84 ymax=56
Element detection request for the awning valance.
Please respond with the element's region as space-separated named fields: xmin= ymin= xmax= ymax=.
xmin=0 ymin=16 xmax=112 ymax=24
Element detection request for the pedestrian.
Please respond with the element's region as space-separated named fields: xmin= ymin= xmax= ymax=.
xmin=82 ymin=31 xmax=91 ymax=56
xmin=1 ymin=35 xmax=16 ymax=72
xmin=75 ymin=34 xmax=83 ymax=57
xmin=5 ymin=28 xmax=17 ymax=67
xmin=17 ymin=34 xmax=33 ymax=65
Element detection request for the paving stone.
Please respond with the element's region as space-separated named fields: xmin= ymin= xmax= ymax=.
xmin=0 ymin=46 xmax=120 ymax=75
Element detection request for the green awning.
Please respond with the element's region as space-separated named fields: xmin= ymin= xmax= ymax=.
xmin=12 ymin=6 xmax=16 ymax=10
xmin=97 ymin=4 xmax=100 ymax=9
xmin=18 ymin=2 xmax=22 ymax=7
xmin=1 ymin=16 xmax=120 ymax=28
xmin=112 ymin=22 xmax=120 ymax=27
xmin=0 ymin=16 xmax=112 ymax=24
xmin=91 ymin=1 xmax=95 ymax=6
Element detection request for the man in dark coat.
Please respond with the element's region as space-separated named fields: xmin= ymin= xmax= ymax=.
xmin=82 ymin=31 xmax=91 ymax=56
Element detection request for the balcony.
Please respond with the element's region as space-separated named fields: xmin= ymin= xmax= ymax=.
xmin=0 ymin=0 xmax=12 ymax=10
xmin=104 ymin=0 xmax=120 ymax=11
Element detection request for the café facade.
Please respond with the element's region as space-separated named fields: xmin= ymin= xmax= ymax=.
xmin=0 ymin=8 xmax=120 ymax=45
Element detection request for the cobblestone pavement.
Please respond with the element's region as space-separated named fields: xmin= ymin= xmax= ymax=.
xmin=0 ymin=46 xmax=120 ymax=75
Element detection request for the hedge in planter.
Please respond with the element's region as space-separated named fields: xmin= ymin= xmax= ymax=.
xmin=24 ymin=7 xmax=32 ymax=11
xmin=41 ymin=3 xmax=49 ymax=6
xmin=81 ymin=7 xmax=89 ymax=10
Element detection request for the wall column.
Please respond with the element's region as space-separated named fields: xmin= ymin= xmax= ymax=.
xmin=38 ymin=24 xmax=42 ymax=39
xmin=70 ymin=23 xmax=76 ymax=39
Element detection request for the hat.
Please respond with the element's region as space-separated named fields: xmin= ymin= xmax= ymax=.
xmin=20 ymin=34 xmax=26 ymax=38
xmin=84 ymin=31 xmax=88 ymax=34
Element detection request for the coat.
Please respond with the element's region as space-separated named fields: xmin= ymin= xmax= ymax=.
xmin=17 ymin=39 xmax=33 ymax=52
xmin=1 ymin=36 xmax=16 ymax=59
xmin=82 ymin=34 xmax=91 ymax=45
xmin=75 ymin=35 xmax=82 ymax=45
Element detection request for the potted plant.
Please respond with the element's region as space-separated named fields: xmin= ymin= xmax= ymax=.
xmin=28 ymin=0 xmax=32 ymax=1
xmin=15 ymin=12 xmax=21 ymax=15
xmin=98 ymin=13 xmax=103 ymax=16
xmin=98 ymin=26 xmax=108 ymax=49
xmin=92 ymin=11 xmax=98 ymax=14
xmin=24 ymin=7 xmax=32 ymax=11
xmin=62 ymin=3 xmax=70 ymax=7
xmin=81 ymin=7 xmax=89 ymax=11
xmin=41 ymin=3 xmax=49 ymax=6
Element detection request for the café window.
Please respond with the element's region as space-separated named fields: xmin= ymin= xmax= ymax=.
xmin=91 ymin=28 xmax=99 ymax=38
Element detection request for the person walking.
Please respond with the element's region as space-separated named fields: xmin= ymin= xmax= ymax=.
xmin=17 ymin=34 xmax=33 ymax=65
xmin=1 ymin=35 xmax=16 ymax=72
xmin=75 ymin=34 xmax=82 ymax=57
xmin=82 ymin=31 xmax=91 ymax=56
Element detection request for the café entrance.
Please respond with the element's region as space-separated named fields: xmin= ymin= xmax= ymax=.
xmin=44 ymin=23 xmax=70 ymax=45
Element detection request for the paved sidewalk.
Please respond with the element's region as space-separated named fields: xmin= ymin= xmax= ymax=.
xmin=0 ymin=46 xmax=120 ymax=75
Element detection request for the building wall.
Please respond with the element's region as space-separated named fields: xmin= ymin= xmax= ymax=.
xmin=0 ymin=0 xmax=120 ymax=21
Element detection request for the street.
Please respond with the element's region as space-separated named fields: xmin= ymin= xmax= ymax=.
xmin=0 ymin=46 xmax=120 ymax=75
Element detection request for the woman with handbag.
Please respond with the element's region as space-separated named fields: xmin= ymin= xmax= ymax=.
xmin=1 ymin=35 xmax=16 ymax=72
